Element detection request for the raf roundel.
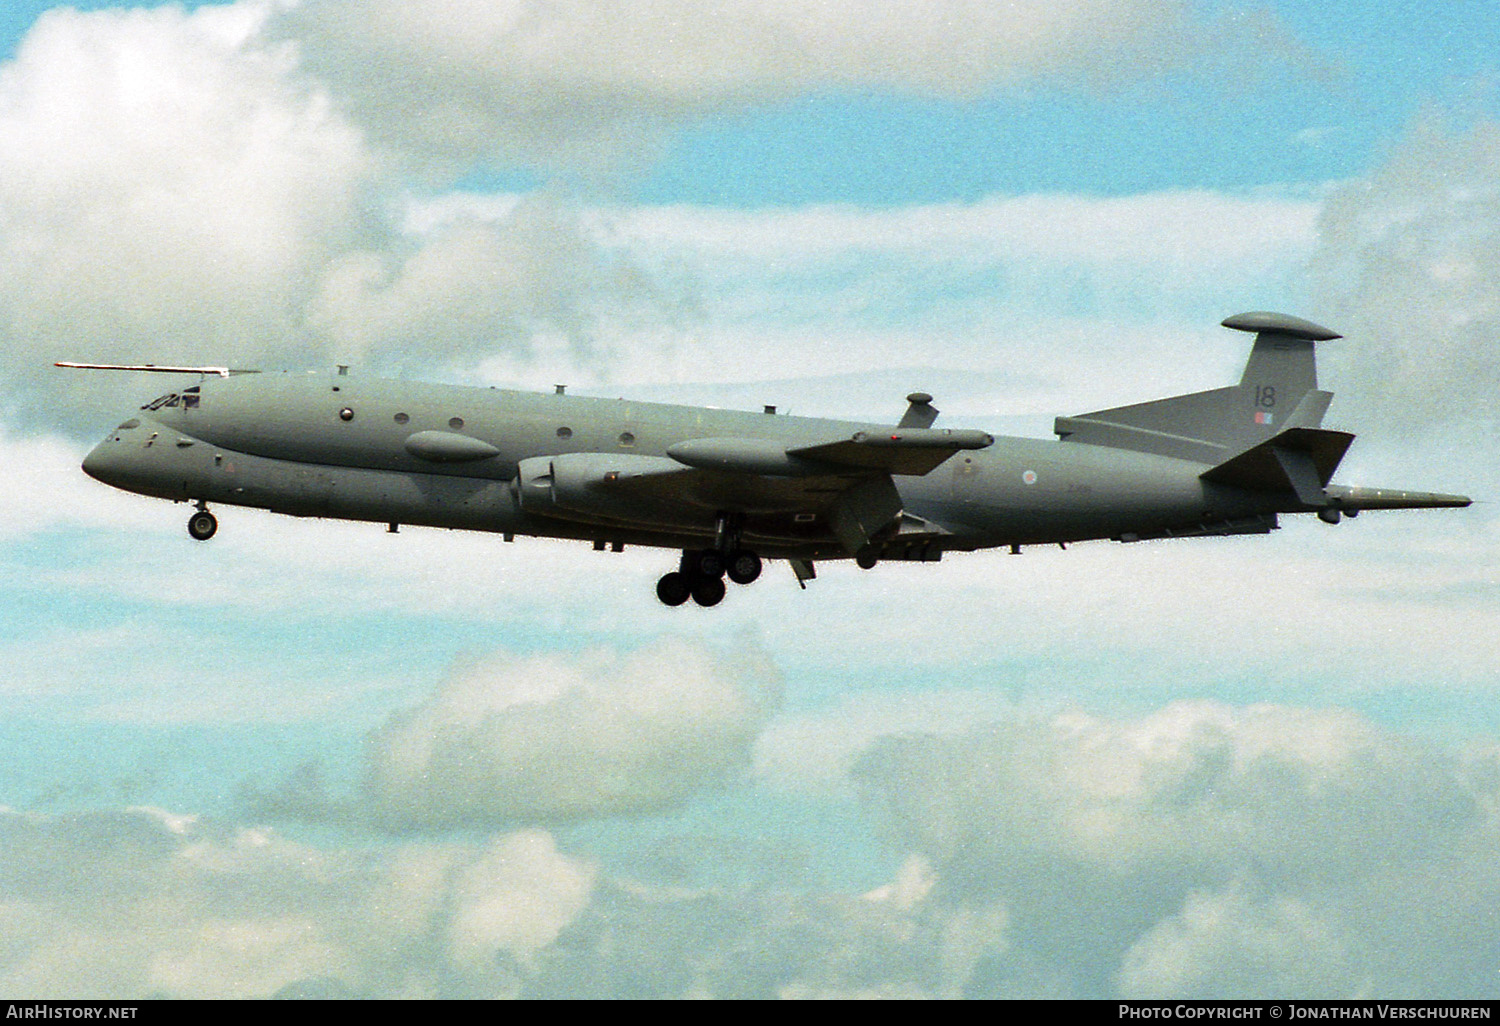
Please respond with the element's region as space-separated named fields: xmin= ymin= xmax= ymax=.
xmin=1022 ymin=469 xmax=1038 ymax=486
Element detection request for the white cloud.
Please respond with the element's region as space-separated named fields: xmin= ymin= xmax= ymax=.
xmin=365 ymin=639 xmax=782 ymax=827
xmin=277 ymin=0 xmax=1266 ymax=174
xmin=1117 ymin=885 xmax=1358 ymax=999
xmin=0 ymin=4 xmax=371 ymax=390
xmin=0 ymin=1 xmax=1323 ymax=427
xmin=0 ymin=5 xmax=680 ymax=427
xmin=446 ymin=831 xmax=597 ymax=969
xmin=1309 ymin=116 xmax=1500 ymax=430
xmin=606 ymin=191 xmax=1319 ymax=271
xmin=855 ymin=701 xmax=1473 ymax=880
xmin=147 ymin=915 xmax=350 ymax=1001
xmin=0 ymin=430 xmax=164 ymax=539
xmin=755 ymin=688 xmax=1023 ymax=795
xmin=5 ymin=700 xmax=1500 ymax=998
xmin=0 ymin=807 xmax=599 ymax=998
xmin=854 ymin=701 xmax=1500 ymax=997
xmin=594 ymin=191 xmax=1318 ymax=406
xmin=306 ymin=193 xmax=674 ymax=378
xmin=0 ymin=801 xmax=966 ymax=999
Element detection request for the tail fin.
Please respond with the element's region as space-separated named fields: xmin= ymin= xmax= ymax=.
xmin=1054 ymin=312 xmax=1342 ymax=465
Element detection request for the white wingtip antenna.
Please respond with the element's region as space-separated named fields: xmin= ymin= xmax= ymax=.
xmin=54 ymin=362 xmax=259 ymax=377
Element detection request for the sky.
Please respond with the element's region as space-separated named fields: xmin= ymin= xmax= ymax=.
xmin=0 ymin=0 xmax=1498 ymax=1000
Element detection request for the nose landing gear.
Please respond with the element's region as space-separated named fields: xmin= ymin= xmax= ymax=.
xmin=187 ymin=503 xmax=218 ymax=541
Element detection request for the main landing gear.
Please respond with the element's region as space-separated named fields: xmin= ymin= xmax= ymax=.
xmin=656 ymin=513 xmax=762 ymax=607
xmin=187 ymin=502 xmax=217 ymax=541
xmin=656 ymin=546 xmax=762 ymax=607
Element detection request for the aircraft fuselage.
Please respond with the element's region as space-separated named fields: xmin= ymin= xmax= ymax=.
xmin=73 ymin=312 xmax=1473 ymax=605
xmin=82 ymin=372 xmax=1273 ymax=558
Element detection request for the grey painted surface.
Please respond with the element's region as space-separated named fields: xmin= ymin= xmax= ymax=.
xmin=74 ymin=314 xmax=1472 ymax=587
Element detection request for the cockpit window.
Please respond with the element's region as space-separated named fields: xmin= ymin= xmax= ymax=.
xmin=140 ymin=393 xmax=183 ymax=410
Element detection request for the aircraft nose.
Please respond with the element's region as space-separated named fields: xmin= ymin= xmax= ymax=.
xmin=81 ymin=427 xmax=144 ymax=489
xmin=81 ymin=435 xmax=121 ymax=485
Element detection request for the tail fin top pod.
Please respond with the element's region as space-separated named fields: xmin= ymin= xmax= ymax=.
xmin=1054 ymin=312 xmax=1341 ymax=465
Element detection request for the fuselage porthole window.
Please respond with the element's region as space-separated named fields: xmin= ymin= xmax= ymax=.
xmin=449 ymin=417 xmax=464 ymax=430
xmin=339 ymin=407 xmax=354 ymax=422
xmin=556 ymin=426 xmax=572 ymax=439
xmin=618 ymin=431 xmax=635 ymax=446
xmin=394 ymin=412 xmax=409 ymax=425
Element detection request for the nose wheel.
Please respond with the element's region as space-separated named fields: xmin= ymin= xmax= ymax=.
xmin=187 ymin=507 xmax=218 ymax=541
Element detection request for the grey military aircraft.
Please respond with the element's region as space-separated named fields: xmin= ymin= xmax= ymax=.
xmin=66 ymin=312 xmax=1470 ymax=607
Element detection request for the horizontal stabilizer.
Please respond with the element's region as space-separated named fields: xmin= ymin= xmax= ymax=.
xmin=1200 ymin=427 xmax=1355 ymax=505
xmin=1055 ymin=386 xmax=1241 ymax=464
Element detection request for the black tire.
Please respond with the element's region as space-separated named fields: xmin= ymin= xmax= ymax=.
xmin=691 ymin=575 xmax=726 ymax=607
xmin=187 ymin=510 xmax=218 ymax=541
xmin=726 ymin=549 xmax=762 ymax=585
xmin=656 ymin=572 xmax=691 ymax=606
xmin=695 ymin=549 xmax=725 ymax=579
xmin=855 ymin=546 xmax=879 ymax=570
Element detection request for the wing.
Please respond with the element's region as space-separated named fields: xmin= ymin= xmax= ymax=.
xmin=515 ymin=429 xmax=992 ymax=554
